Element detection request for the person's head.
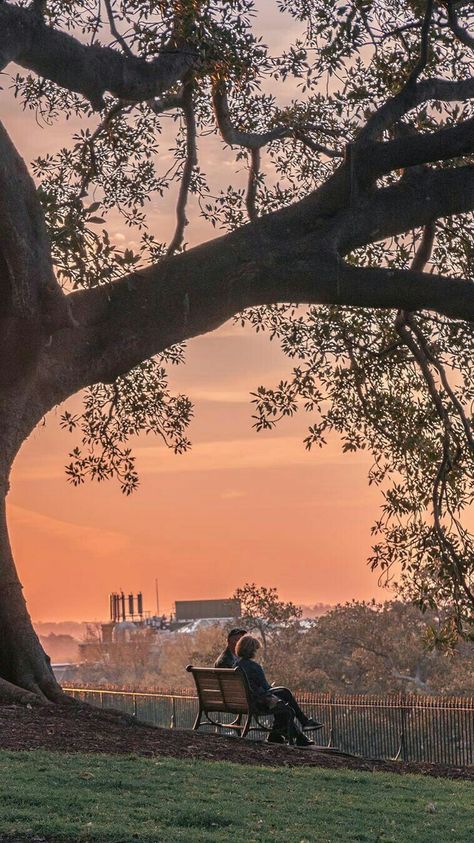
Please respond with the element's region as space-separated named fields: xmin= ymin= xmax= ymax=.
xmin=227 ymin=627 xmax=247 ymax=654
xmin=235 ymin=634 xmax=260 ymax=660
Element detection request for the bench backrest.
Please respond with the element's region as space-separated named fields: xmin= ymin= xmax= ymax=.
xmin=186 ymin=665 xmax=252 ymax=714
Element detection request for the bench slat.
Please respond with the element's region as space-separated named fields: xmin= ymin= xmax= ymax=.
xmin=220 ymin=684 xmax=248 ymax=706
xmin=194 ymin=676 xmax=222 ymax=691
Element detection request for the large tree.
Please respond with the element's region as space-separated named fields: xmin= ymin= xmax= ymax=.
xmin=2 ymin=0 xmax=474 ymax=701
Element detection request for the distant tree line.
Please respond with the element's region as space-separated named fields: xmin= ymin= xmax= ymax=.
xmin=71 ymin=594 xmax=474 ymax=696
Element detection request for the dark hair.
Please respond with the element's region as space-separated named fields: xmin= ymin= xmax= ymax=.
xmin=235 ymin=634 xmax=260 ymax=660
xmin=228 ymin=628 xmax=247 ymax=640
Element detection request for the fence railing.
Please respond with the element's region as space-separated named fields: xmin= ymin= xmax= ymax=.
xmin=63 ymin=687 xmax=474 ymax=766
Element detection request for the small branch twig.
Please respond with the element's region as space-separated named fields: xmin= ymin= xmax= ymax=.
xmin=380 ymin=19 xmax=423 ymax=43
xmin=103 ymin=0 xmax=134 ymax=57
xmin=213 ymin=82 xmax=289 ymax=150
xmin=246 ymin=148 xmax=260 ymax=223
xmin=78 ymin=100 xmax=127 ymax=198
xmin=405 ymin=0 xmax=434 ymax=87
xmin=212 ymin=82 xmax=341 ymax=157
xmin=76 ymin=93 xmax=183 ymax=202
xmin=294 ymin=130 xmax=342 ymax=159
xmin=166 ymin=83 xmax=197 ymax=256
xmin=392 ymin=219 xmax=474 ymax=607
xmin=410 ymin=220 xmax=435 ymax=272
xmin=147 ymin=91 xmax=184 ymax=116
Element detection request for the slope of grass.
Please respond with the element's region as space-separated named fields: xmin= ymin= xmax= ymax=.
xmin=0 ymin=750 xmax=472 ymax=842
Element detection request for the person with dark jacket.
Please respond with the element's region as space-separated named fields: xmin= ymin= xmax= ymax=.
xmin=214 ymin=628 xmax=248 ymax=668
xmin=235 ymin=634 xmax=322 ymax=747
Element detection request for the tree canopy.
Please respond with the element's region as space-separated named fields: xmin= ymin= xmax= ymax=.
xmin=234 ymin=582 xmax=302 ymax=649
xmin=2 ymin=0 xmax=474 ymax=698
xmin=261 ymin=600 xmax=474 ymax=696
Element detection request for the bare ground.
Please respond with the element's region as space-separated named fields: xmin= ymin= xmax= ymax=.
xmin=0 ymin=700 xmax=472 ymax=781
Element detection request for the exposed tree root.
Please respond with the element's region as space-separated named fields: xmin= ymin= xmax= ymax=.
xmin=0 ymin=676 xmax=42 ymax=705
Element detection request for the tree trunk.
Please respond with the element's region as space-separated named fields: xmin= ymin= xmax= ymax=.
xmin=0 ymin=490 xmax=63 ymax=702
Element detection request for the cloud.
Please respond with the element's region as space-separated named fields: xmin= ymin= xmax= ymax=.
xmin=13 ymin=458 xmax=66 ymax=482
xmin=133 ymin=435 xmax=369 ymax=475
xmin=8 ymin=504 xmax=131 ymax=559
xmin=13 ymin=434 xmax=369 ymax=482
xmin=14 ymin=437 xmax=370 ymax=482
xmin=221 ymin=489 xmax=246 ymax=500
xmin=191 ymin=389 xmax=251 ymax=404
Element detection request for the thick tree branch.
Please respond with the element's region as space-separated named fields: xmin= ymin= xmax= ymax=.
xmin=36 ymin=232 xmax=474 ymax=415
xmin=447 ymin=1 xmax=474 ymax=50
xmin=41 ymin=157 xmax=474 ymax=407
xmin=337 ymin=165 xmax=474 ymax=253
xmin=359 ymin=76 xmax=474 ymax=142
xmin=254 ymin=117 xmax=474 ymax=252
xmin=0 ymin=2 xmax=197 ymax=109
xmin=365 ymin=115 xmax=474 ymax=179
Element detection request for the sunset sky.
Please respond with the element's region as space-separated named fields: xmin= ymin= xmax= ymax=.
xmin=3 ymin=2 xmax=392 ymax=622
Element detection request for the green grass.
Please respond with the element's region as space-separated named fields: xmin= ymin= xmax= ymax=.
xmin=0 ymin=751 xmax=472 ymax=843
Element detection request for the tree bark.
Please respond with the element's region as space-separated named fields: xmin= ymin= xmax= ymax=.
xmin=0 ymin=3 xmax=197 ymax=110
xmin=0 ymin=393 xmax=64 ymax=704
xmin=0 ymin=491 xmax=63 ymax=702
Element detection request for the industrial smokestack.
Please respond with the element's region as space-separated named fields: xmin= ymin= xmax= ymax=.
xmin=128 ymin=593 xmax=134 ymax=619
xmin=137 ymin=592 xmax=143 ymax=618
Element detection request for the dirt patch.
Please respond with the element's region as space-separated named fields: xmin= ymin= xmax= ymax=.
xmin=0 ymin=701 xmax=472 ymax=780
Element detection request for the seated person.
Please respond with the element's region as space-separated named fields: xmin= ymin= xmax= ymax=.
xmin=236 ymin=633 xmax=322 ymax=747
xmin=214 ymin=627 xmax=247 ymax=668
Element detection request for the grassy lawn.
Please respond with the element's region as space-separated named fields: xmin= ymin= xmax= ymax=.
xmin=0 ymin=751 xmax=472 ymax=843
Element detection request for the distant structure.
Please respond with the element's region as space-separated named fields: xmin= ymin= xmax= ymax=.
xmin=80 ymin=590 xmax=167 ymax=660
xmin=109 ymin=591 xmax=144 ymax=623
xmin=78 ymin=593 xmax=242 ymax=661
xmin=174 ymin=598 xmax=241 ymax=623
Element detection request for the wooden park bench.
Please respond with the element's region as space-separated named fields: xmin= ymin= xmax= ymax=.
xmin=186 ymin=664 xmax=275 ymax=738
xmin=185 ymin=664 xmax=356 ymax=757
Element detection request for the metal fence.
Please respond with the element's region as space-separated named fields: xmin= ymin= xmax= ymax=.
xmin=64 ymin=687 xmax=474 ymax=766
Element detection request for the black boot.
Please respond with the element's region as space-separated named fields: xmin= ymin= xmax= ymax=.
xmin=295 ymin=733 xmax=315 ymax=748
xmin=267 ymin=731 xmax=286 ymax=744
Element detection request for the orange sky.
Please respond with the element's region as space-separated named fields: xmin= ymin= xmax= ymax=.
xmin=9 ymin=322 xmax=387 ymax=621
xmin=3 ymin=3 xmax=392 ymax=622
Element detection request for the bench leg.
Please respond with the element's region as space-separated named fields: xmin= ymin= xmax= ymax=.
xmin=240 ymin=713 xmax=251 ymax=739
xmin=192 ymin=708 xmax=203 ymax=731
xmin=234 ymin=714 xmax=243 ymax=737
